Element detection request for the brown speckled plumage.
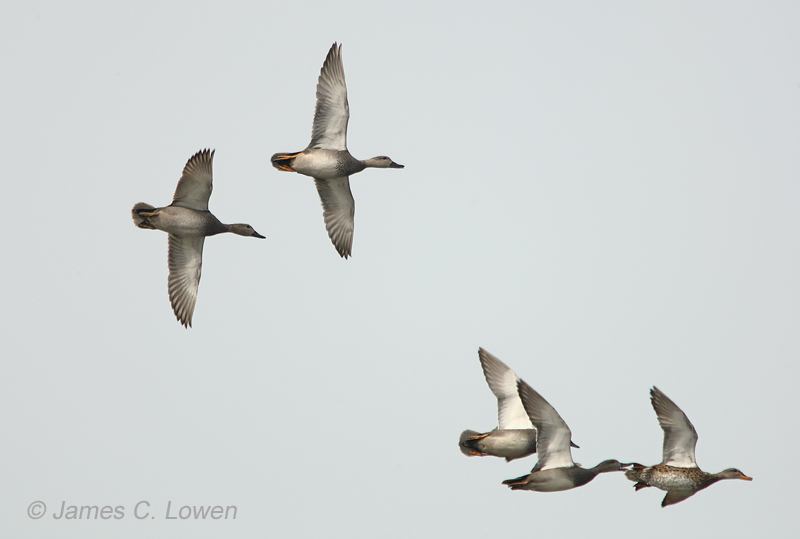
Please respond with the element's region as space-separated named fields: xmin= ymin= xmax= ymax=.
xmin=626 ymin=387 xmax=752 ymax=507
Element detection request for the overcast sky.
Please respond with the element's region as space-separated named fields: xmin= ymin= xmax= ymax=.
xmin=2 ymin=1 xmax=798 ymax=538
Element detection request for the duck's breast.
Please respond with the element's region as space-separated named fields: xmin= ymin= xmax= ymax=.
xmin=154 ymin=206 xmax=220 ymax=236
xmin=476 ymin=429 xmax=537 ymax=459
xmin=526 ymin=468 xmax=583 ymax=492
xmin=291 ymin=149 xmax=345 ymax=179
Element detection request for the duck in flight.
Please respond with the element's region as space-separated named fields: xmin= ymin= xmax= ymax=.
xmin=132 ymin=149 xmax=265 ymax=327
xmin=625 ymin=387 xmax=752 ymax=507
xmin=502 ymin=380 xmax=630 ymax=492
xmin=271 ymin=43 xmax=403 ymax=258
xmin=460 ymin=348 xmax=578 ymax=461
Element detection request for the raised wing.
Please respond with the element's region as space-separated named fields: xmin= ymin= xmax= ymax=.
xmin=478 ymin=348 xmax=532 ymax=430
xmin=517 ymin=380 xmax=574 ymax=471
xmin=172 ymin=149 xmax=214 ymax=211
xmin=167 ymin=234 xmax=204 ymax=327
xmin=314 ymin=177 xmax=354 ymax=258
xmin=308 ymin=43 xmax=349 ymax=151
xmin=650 ymin=387 xmax=698 ymax=468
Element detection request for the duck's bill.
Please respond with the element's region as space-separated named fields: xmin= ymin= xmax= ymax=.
xmin=570 ymin=441 xmax=580 ymax=449
xmin=252 ymin=231 xmax=266 ymax=239
xmin=739 ymin=474 xmax=753 ymax=481
xmin=619 ymin=463 xmax=634 ymax=469
xmin=389 ymin=161 xmax=404 ymax=168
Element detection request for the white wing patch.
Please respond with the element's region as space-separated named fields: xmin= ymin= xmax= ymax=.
xmin=517 ymin=380 xmax=575 ymax=470
xmin=478 ymin=348 xmax=533 ymax=430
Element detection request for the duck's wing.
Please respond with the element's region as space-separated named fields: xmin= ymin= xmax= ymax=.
xmin=478 ymin=348 xmax=532 ymax=430
xmin=650 ymin=387 xmax=698 ymax=468
xmin=661 ymin=490 xmax=697 ymax=507
xmin=167 ymin=234 xmax=204 ymax=327
xmin=314 ymin=177 xmax=354 ymax=258
xmin=172 ymin=149 xmax=214 ymax=211
xmin=308 ymin=43 xmax=349 ymax=152
xmin=517 ymin=380 xmax=574 ymax=471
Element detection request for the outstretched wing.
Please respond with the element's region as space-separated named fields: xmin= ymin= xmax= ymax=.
xmin=478 ymin=348 xmax=532 ymax=430
xmin=167 ymin=234 xmax=204 ymax=327
xmin=308 ymin=43 xmax=349 ymax=151
xmin=517 ymin=380 xmax=574 ymax=471
xmin=314 ymin=177 xmax=354 ymax=258
xmin=172 ymin=149 xmax=214 ymax=211
xmin=650 ymin=387 xmax=698 ymax=468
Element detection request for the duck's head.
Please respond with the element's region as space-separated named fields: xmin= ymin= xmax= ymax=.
xmin=594 ymin=460 xmax=633 ymax=473
xmin=228 ymin=223 xmax=266 ymax=238
xmin=365 ymin=156 xmax=404 ymax=169
xmin=718 ymin=468 xmax=752 ymax=481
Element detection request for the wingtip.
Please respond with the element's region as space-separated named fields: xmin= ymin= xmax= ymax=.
xmin=336 ymin=245 xmax=351 ymax=259
xmin=182 ymin=148 xmax=215 ymax=178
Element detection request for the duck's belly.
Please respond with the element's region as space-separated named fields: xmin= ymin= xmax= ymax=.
xmin=475 ymin=429 xmax=536 ymax=459
xmin=645 ymin=466 xmax=697 ymax=491
xmin=151 ymin=206 xmax=214 ymax=236
xmin=523 ymin=469 xmax=580 ymax=492
xmin=291 ymin=150 xmax=342 ymax=179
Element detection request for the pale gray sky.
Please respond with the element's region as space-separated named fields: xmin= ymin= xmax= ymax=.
xmin=2 ymin=1 xmax=798 ymax=537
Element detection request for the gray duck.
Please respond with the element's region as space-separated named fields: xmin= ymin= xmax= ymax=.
xmin=502 ymin=380 xmax=629 ymax=492
xmin=132 ymin=149 xmax=264 ymax=327
xmin=271 ymin=43 xmax=403 ymax=258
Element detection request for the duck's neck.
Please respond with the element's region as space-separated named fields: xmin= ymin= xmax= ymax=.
xmin=589 ymin=461 xmax=623 ymax=475
xmin=202 ymin=218 xmax=228 ymax=236
xmin=694 ymin=472 xmax=722 ymax=490
xmin=225 ymin=223 xmax=253 ymax=237
xmin=362 ymin=157 xmax=386 ymax=168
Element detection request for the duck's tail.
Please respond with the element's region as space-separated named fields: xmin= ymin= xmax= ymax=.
xmin=132 ymin=203 xmax=157 ymax=229
xmin=458 ymin=430 xmax=479 ymax=456
xmin=625 ymin=463 xmax=650 ymax=490
xmin=501 ymin=474 xmax=529 ymax=489
xmin=458 ymin=430 xmax=490 ymax=457
xmin=270 ymin=152 xmax=301 ymax=172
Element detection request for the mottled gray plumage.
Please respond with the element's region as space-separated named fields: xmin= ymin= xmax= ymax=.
xmin=502 ymin=380 xmax=629 ymax=492
xmin=459 ymin=349 xmax=537 ymax=461
xmin=271 ymin=43 xmax=403 ymax=258
xmin=460 ymin=349 xmax=578 ymax=461
xmin=132 ymin=149 xmax=265 ymax=327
